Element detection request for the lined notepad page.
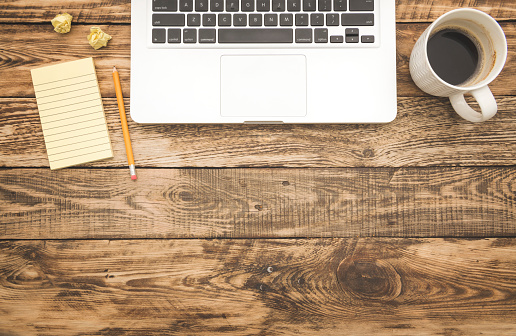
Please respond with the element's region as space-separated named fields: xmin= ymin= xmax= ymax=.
xmin=31 ymin=58 xmax=113 ymax=170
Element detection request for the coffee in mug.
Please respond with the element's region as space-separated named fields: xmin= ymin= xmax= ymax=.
xmin=427 ymin=28 xmax=480 ymax=86
xmin=410 ymin=9 xmax=507 ymax=122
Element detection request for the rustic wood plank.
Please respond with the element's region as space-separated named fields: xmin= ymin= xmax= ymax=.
xmin=1 ymin=167 xmax=514 ymax=239
xmin=0 ymin=238 xmax=514 ymax=335
xmin=395 ymin=0 xmax=516 ymax=22
xmin=397 ymin=22 xmax=516 ymax=97
xmin=0 ymin=25 xmax=130 ymax=98
xmin=2 ymin=97 xmax=516 ymax=168
xmin=1 ymin=22 xmax=515 ymax=98
xmin=1 ymin=0 xmax=515 ymax=23
xmin=0 ymin=0 xmax=131 ymax=24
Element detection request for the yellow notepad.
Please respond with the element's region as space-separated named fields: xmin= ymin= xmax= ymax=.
xmin=31 ymin=58 xmax=113 ymax=170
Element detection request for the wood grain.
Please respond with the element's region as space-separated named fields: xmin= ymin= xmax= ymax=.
xmin=395 ymin=0 xmax=516 ymax=22
xmin=0 ymin=0 xmax=131 ymax=23
xmin=2 ymin=97 xmax=516 ymax=168
xmin=1 ymin=1 xmax=515 ymax=334
xmin=1 ymin=0 xmax=515 ymax=23
xmin=0 ymin=25 xmax=130 ymax=98
xmin=397 ymin=22 xmax=516 ymax=97
xmin=1 ymin=167 xmax=514 ymax=239
xmin=0 ymin=238 xmax=514 ymax=335
xmin=1 ymin=23 xmax=515 ymax=98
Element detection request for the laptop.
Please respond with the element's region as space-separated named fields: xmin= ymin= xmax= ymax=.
xmin=130 ymin=0 xmax=396 ymax=123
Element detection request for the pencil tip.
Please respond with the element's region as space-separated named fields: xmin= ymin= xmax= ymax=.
xmin=113 ymin=66 xmax=117 ymax=72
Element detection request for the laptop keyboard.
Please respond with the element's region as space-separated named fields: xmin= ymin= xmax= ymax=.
xmin=150 ymin=0 xmax=377 ymax=47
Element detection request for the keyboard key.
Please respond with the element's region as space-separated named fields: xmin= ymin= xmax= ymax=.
xmin=168 ymin=28 xmax=181 ymax=42
xmin=273 ymin=0 xmax=286 ymax=11
xmin=314 ymin=28 xmax=328 ymax=43
xmin=219 ymin=28 xmax=293 ymax=43
xmin=153 ymin=0 xmax=178 ymax=11
xmin=287 ymin=0 xmax=301 ymax=11
xmin=341 ymin=13 xmax=374 ymax=26
xmin=345 ymin=27 xmax=358 ymax=35
xmin=257 ymin=0 xmax=271 ymax=11
xmin=280 ymin=13 xmax=293 ymax=26
xmin=226 ymin=0 xmax=239 ymax=11
xmin=346 ymin=35 xmax=359 ymax=43
xmin=295 ymin=28 xmax=312 ymax=43
xmin=333 ymin=0 xmax=346 ymax=10
xmin=219 ymin=13 xmax=232 ymax=26
xmin=265 ymin=14 xmax=278 ymax=26
xmin=242 ymin=0 xmax=255 ymax=11
xmin=349 ymin=0 xmax=373 ymax=11
xmin=303 ymin=0 xmax=316 ymax=11
xmin=195 ymin=0 xmax=209 ymax=11
xmin=330 ymin=35 xmax=343 ymax=43
xmin=179 ymin=0 xmax=193 ymax=11
xmin=249 ymin=14 xmax=263 ymax=26
xmin=188 ymin=13 xmax=201 ymax=26
xmin=153 ymin=14 xmax=186 ymax=26
xmin=234 ymin=14 xmax=247 ymax=26
xmin=152 ymin=29 xmax=166 ymax=43
xmin=326 ymin=13 xmax=339 ymax=26
xmin=210 ymin=0 xmax=224 ymax=11
xmin=183 ymin=28 xmax=197 ymax=42
xmin=199 ymin=28 xmax=216 ymax=42
xmin=318 ymin=0 xmax=331 ymax=11
xmin=295 ymin=13 xmax=308 ymax=26
xmin=361 ymin=35 xmax=374 ymax=43
xmin=310 ymin=13 xmax=323 ymax=26
xmin=203 ymin=13 xmax=216 ymax=26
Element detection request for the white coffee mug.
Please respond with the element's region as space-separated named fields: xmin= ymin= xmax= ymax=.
xmin=410 ymin=9 xmax=507 ymax=122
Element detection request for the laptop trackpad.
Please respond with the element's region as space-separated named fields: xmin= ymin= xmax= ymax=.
xmin=220 ymin=55 xmax=307 ymax=117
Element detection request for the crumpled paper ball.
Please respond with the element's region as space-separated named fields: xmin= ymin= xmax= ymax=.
xmin=87 ymin=27 xmax=112 ymax=50
xmin=51 ymin=13 xmax=73 ymax=34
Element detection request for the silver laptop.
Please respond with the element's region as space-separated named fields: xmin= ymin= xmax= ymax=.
xmin=130 ymin=0 xmax=396 ymax=123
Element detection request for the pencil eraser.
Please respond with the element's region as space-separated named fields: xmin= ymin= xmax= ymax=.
xmin=131 ymin=175 xmax=137 ymax=181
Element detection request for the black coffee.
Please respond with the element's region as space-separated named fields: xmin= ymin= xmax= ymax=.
xmin=427 ymin=29 xmax=480 ymax=86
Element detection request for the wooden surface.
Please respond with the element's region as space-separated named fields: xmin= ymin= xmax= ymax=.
xmin=2 ymin=97 xmax=516 ymax=168
xmin=1 ymin=23 xmax=516 ymax=98
xmin=1 ymin=238 xmax=515 ymax=336
xmin=0 ymin=0 xmax=515 ymax=335
xmin=1 ymin=167 xmax=515 ymax=239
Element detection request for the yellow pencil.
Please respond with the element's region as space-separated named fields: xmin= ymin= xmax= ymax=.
xmin=112 ymin=66 xmax=137 ymax=180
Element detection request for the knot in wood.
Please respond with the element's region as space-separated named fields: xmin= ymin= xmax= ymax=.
xmin=178 ymin=191 xmax=194 ymax=202
xmin=7 ymin=264 xmax=50 ymax=288
xmin=167 ymin=184 xmax=221 ymax=212
xmin=337 ymin=257 xmax=401 ymax=302
xmin=362 ymin=148 xmax=375 ymax=158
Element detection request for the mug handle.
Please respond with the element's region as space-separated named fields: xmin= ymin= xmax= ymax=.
xmin=449 ymin=86 xmax=497 ymax=122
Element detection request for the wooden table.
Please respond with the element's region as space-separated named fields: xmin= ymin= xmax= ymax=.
xmin=1 ymin=1 xmax=515 ymax=335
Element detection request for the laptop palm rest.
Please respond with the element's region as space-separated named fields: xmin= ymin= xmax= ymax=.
xmin=220 ymin=55 xmax=307 ymax=118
